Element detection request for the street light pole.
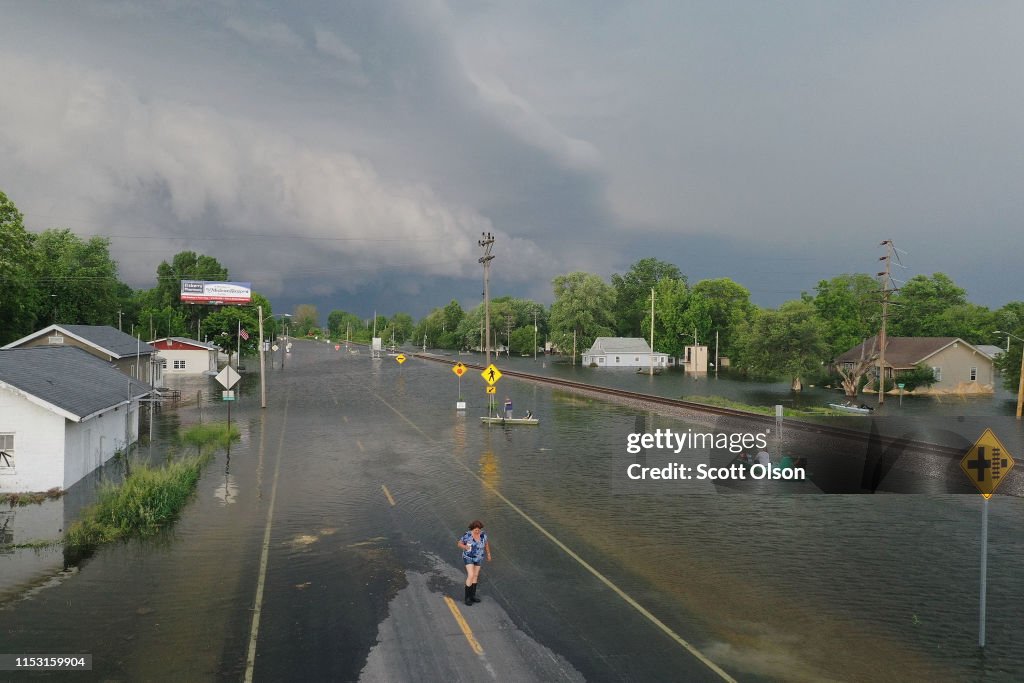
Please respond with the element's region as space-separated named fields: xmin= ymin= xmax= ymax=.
xmin=996 ymin=331 xmax=1024 ymax=419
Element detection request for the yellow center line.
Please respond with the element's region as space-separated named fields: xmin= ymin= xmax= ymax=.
xmin=368 ymin=388 xmax=737 ymax=683
xmin=343 ymin=415 xmax=349 ymax=423
xmin=443 ymin=596 xmax=484 ymax=655
xmin=381 ymin=484 xmax=396 ymax=506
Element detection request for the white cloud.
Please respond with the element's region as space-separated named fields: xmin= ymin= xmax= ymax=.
xmin=0 ymin=53 xmax=555 ymax=295
xmin=313 ymin=28 xmax=361 ymax=65
xmin=225 ymin=16 xmax=303 ymax=51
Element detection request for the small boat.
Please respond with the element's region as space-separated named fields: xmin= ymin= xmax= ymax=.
xmin=480 ymin=416 xmax=540 ymax=426
xmin=636 ymin=367 xmax=663 ymax=375
xmin=828 ymin=402 xmax=874 ymax=414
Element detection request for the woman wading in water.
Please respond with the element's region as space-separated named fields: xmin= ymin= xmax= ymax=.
xmin=458 ymin=520 xmax=491 ymax=605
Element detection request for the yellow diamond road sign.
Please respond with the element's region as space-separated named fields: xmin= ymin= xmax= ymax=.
xmin=452 ymin=363 xmax=466 ymax=377
xmin=960 ymin=428 xmax=1014 ymax=499
xmin=482 ymin=364 xmax=502 ymax=385
xmin=395 ymin=354 xmax=407 ymax=364
xmin=486 ymin=386 xmax=496 ymax=394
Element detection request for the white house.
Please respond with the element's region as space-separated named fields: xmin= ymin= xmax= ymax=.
xmin=149 ymin=337 xmax=219 ymax=376
xmin=582 ymin=337 xmax=670 ymax=368
xmin=0 ymin=347 xmax=151 ymax=493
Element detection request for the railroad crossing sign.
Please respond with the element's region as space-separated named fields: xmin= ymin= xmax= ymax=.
xmin=960 ymin=428 xmax=1014 ymax=498
xmin=482 ymin=364 xmax=502 ymax=385
xmin=452 ymin=362 xmax=467 ymax=377
xmin=396 ymin=354 xmax=407 ymax=365
xmin=215 ymin=365 xmax=241 ymax=390
xmin=486 ymin=386 xmax=496 ymax=394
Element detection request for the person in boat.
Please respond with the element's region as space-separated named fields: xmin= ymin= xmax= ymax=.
xmin=755 ymin=449 xmax=771 ymax=468
xmin=458 ymin=520 xmax=491 ymax=606
xmin=503 ymin=396 xmax=513 ymax=419
xmin=524 ymin=409 xmax=533 ymax=420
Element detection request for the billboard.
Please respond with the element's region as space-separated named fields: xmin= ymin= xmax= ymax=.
xmin=180 ymin=280 xmax=252 ymax=304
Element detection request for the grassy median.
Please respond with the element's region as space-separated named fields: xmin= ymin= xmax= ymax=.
xmin=63 ymin=422 xmax=238 ymax=564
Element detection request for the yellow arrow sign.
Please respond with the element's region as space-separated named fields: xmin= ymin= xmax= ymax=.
xmin=396 ymin=354 xmax=407 ymax=364
xmin=452 ymin=362 xmax=466 ymax=376
xmin=960 ymin=428 xmax=1014 ymax=498
xmin=486 ymin=386 xmax=496 ymax=394
xmin=482 ymin=364 xmax=502 ymax=385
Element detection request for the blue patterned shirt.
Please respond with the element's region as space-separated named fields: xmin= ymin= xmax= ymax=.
xmin=460 ymin=531 xmax=488 ymax=562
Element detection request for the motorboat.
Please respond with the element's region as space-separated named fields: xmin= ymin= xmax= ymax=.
xmin=480 ymin=416 xmax=540 ymax=426
xmin=828 ymin=402 xmax=874 ymax=414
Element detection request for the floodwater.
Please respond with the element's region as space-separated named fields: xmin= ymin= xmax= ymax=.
xmin=2 ymin=340 xmax=1022 ymax=681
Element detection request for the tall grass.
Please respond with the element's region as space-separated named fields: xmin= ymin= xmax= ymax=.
xmin=63 ymin=422 xmax=237 ymax=564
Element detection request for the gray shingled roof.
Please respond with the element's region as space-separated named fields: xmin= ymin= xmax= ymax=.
xmin=2 ymin=324 xmax=157 ymax=358
xmin=0 ymin=347 xmax=151 ymax=421
xmin=59 ymin=325 xmax=158 ymax=357
xmin=834 ymin=336 xmax=974 ymax=368
xmin=586 ymin=337 xmax=656 ymax=354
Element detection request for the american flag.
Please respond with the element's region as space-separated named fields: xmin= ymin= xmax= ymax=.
xmin=239 ymin=328 xmax=250 ymax=340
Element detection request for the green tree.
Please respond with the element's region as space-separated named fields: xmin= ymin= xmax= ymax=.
xmin=735 ymin=300 xmax=828 ymax=390
xmin=690 ymin=278 xmax=755 ymax=360
xmin=644 ymin=277 xmax=691 ymax=358
xmin=549 ymin=272 xmax=616 ymax=356
xmin=32 ymin=229 xmax=122 ymax=327
xmin=293 ymin=304 xmax=320 ymax=336
xmin=934 ymin=304 xmax=996 ymax=345
xmin=889 ymin=273 xmax=967 ymax=337
xmin=611 ymin=258 xmax=684 ymax=337
xmin=809 ymin=273 xmax=879 ymax=358
xmin=0 ymin=190 xmax=38 ymax=344
xmin=327 ymin=310 xmax=363 ymax=339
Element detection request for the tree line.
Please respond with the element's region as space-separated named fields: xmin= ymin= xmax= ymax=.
xmin=308 ymin=257 xmax=1023 ymax=394
xmin=4 ymin=187 xmax=1021 ymax=393
xmin=0 ymin=190 xmax=274 ymax=357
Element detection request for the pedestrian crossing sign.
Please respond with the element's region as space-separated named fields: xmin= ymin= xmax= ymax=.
xmin=486 ymin=386 xmax=496 ymax=394
xmin=960 ymin=428 xmax=1014 ymax=498
xmin=482 ymin=364 xmax=502 ymax=385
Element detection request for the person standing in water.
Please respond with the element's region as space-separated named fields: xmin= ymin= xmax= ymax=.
xmin=458 ymin=520 xmax=491 ymax=605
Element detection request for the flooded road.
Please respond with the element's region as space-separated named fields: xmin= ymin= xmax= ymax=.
xmin=3 ymin=339 xmax=1023 ymax=681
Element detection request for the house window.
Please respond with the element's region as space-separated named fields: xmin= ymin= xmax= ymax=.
xmin=932 ymin=367 xmax=942 ymax=382
xmin=161 ymin=358 xmax=168 ymax=369
xmin=173 ymin=360 xmax=186 ymax=370
xmin=635 ymin=357 xmax=639 ymax=362
xmin=970 ymin=367 xmax=977 ymax=381
xmin=0 ymin=433 xmax=14 ymax=470
xmin=615 ymin=356 xmax=620 ymax=363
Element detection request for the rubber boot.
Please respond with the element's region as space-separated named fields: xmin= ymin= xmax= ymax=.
xmin=471 ymin=582 xmax=481 ymax=603
xmin=464 ymin=584 xmax=473 ymax=606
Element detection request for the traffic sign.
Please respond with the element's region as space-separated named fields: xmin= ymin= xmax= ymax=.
xmin=396 ymin=354 xmax=407 ymax=364
xmin=452 ymin=362 xmax=467 ymax=377
xmin=335 ymin=345 xmax=340 ymax=351
xmin=215 ymin=365 xmax=241 ymax=390
xmin=482 ymin=364 xmax=502 ymax=385
xmin=486 ymin=386 xmax=496 ymax=394
xmin=960 ymin=428 xmax=1014 ymax=498
xmin=222 ymin=390 xmax=235 ymax=401
xmin=272 ymin=344 xmax=279 ymax=352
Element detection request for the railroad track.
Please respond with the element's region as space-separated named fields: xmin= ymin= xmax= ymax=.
xmin=411 ymin=352 xmax=971 ymax=459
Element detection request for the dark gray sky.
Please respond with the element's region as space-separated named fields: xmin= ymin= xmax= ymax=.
xmin=2 ymin=1 xmax=1021 ymax=320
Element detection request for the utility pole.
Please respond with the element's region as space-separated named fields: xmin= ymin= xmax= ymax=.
xmin=877 ymin=240 xmax=897 ymax=405
xmin=505 ymin=313 xmax=513 ymax=358
xmin=118 ymin=309 xmax=123 ymax=331
xmin=573 ymin=328 xmax=577 ymax=366
xmin=649 ymin=288 xmax=655 ymax=377
xmin=533 ymin=309 xmax=538 ymax=361
xmin=259 ymin=305 xmax=266 ymax=409
xmin=478 ymin=232 xmax=495 ymax=366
